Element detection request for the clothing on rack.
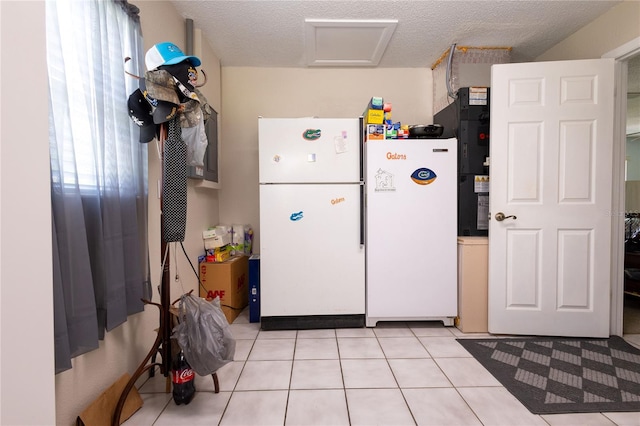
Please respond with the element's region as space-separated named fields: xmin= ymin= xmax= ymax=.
xmin=163 ymin=116 xmax=188 ymax=242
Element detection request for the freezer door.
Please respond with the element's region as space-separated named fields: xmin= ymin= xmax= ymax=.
xmin=365 ymin=138 xmax=458 ymax=320
xmin=259 ymin=118 xmax=362 ymax=184
xmin=259 ymin=183 xmax=365 ymax=316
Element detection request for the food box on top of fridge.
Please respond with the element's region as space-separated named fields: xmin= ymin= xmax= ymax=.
xmin=364 ymin=108 xmax=384 ymax=124
xmin=367 ymin=96 xmax=384 ymax=110
xmin=367 ymin=124 xmax=385 ymax=140
xmin=199 ymin=255 xmax=249 ymax=324
xmin=363 ymin=97 xmax=385 ymax=124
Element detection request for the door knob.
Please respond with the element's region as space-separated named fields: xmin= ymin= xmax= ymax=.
xmin=495 ymin=212 xmax=517 ymax=221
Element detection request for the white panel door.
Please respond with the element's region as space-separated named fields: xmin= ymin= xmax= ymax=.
xmin=489 ymin=59 xmax=615 ymax=338
xmin=259 ymin=183 xmax=365 ymax=316
xmin=259 ymin=118 xmax=361 ymax=183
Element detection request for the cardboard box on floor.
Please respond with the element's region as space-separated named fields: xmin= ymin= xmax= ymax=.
xmin=199 ymin=255 xmax=249 ymax=324
xmin=76 ymin=373 xmax=143 ymax=426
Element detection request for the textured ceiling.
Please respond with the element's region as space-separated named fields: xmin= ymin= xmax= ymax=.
xmin=168 ymin=0 xmax=621 ymax=68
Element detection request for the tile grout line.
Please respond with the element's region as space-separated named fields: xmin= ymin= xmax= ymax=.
xmin=381 ymin=322 xmax=419 ymax=426
xmin=335 ymin=330 xmax=353 ymax=426
xmin=282 ymin=329 xmax=298 ymax=425
xmin=215 ymin=336 xmax=256 ymax=425
xmin=149 ymin=367 xmax=173 ymax=426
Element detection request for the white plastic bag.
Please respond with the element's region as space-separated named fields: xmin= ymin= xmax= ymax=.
xmin=182 ymin=113 xmax=208 ymax=167
xmin=172 ymin=294 xmax=235 ymax=376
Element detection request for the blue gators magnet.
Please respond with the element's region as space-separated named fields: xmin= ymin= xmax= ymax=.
xmin=411 ymin=168 xmax=437 ymax=185
xmin=290 ymin=211 xmax=304 ymax=221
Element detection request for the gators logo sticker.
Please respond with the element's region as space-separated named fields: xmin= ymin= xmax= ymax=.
xmin=411 ymin=168 xmax=437 ymax=185
xmin=290 ymin=211 xmax=304 ymax=221
xmin=302 ymin=129 xmax=321 ymax=140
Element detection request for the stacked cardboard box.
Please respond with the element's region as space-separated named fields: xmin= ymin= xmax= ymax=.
xmin=363 ymin=97 xmax=408 ymax=140
xmin=199 ymin=255 xmax=249 ymax=324
xmin=363 ymin=96 xmax=384 ymax=125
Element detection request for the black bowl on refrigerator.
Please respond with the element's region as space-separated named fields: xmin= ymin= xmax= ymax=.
xmin=408 ymin=124 xmax=444 ymax=138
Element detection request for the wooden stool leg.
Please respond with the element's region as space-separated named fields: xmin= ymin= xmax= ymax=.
xmin=211 ymin=373 xmax=220 ymax=393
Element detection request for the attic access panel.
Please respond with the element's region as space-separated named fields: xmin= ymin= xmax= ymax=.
xmin=305 ymin=19 xmax=398 ymax=67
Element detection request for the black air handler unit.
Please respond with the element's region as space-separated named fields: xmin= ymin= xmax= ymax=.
xmin=434 ymin=87 xmax=490 ymax=237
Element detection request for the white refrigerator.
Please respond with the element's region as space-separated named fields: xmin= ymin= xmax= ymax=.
xmin=258 ymin=117 xmax=365 ymax=330
xmin=365 ymin=138 xmax=458 ymax=327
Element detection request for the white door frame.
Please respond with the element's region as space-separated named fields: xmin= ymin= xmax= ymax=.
xmin=604 ymin=37 xmax=640 ymax=336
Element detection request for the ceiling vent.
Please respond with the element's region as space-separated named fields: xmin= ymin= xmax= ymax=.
xmin=305 ymin=19 xmax=398 ymax=67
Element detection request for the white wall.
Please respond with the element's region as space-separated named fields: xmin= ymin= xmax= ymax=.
xmin=0 ymin=1 xmax=56 ymax=425
xmin=218 ymin=68 xmax=432 ymax=247
xmin=536 ymin=1 xmax=640 ymax=61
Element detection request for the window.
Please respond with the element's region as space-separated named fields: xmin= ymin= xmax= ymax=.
xmin=47 ymin=0 xmax=150 ymax=373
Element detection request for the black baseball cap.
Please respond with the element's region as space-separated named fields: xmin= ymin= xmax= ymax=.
xmin=127 ymin=89 xmax=156 ymax=143
xmin=160 ymin=61 xmax=199 ymax=101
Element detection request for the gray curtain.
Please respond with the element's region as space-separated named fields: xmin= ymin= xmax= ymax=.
xmin=47 ymin=0 xmax=150 ymax=374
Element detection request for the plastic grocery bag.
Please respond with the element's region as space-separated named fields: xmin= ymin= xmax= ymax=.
xmin=182 ymin=113 xmax=207 ymax=167
xmin=172 ymin=294 xmax=235 ymax=376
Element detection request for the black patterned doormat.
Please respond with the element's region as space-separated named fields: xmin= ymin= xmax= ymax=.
xmin=457 ymin=336 xmax=640 ymax=414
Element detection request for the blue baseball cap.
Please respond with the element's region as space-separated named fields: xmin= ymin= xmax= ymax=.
xmin=145 ymin=42 xmax=201 ymax=71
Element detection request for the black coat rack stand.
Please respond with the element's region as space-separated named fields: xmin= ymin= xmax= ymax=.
xmin=111 ymin=124 xmax=219 ymax=426
xmin=111 ymin=123 xmax=173 ymax=426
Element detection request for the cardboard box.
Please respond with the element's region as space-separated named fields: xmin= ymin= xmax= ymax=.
xmin=199 ymin=256 xmax=249 ymax=324
xmin=205 ymin=245 xmax=232 ymax=263
xmin=364 ymin=108 xmax=384 ymax=124
xmin=367 ymin=124 xmax=385 ymax=140
xmin=367 ymin=96 xmax=384 ymax=110
xmin=457 ymin=237 xmax=489 ymax=333
xmin=76 ymin=373 xmax=143 ymax=426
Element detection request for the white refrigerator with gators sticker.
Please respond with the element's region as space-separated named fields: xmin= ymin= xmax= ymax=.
xmin=365 ymin=138 xmax=458 ymax=327
xmin=258 ymin=117 xmax=365 ymax=330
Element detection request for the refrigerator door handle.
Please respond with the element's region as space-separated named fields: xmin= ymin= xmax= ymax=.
xmin=359 ymin=116 xmax=365 ymax=246
xmin=359 ymin=182 xmax=365 ymax=246
xmin=359 ymin=116 xmax=364 ymax=181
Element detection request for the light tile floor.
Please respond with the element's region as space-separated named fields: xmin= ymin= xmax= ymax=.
xmin=124 ymin=309 xmax=640 ymax=426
